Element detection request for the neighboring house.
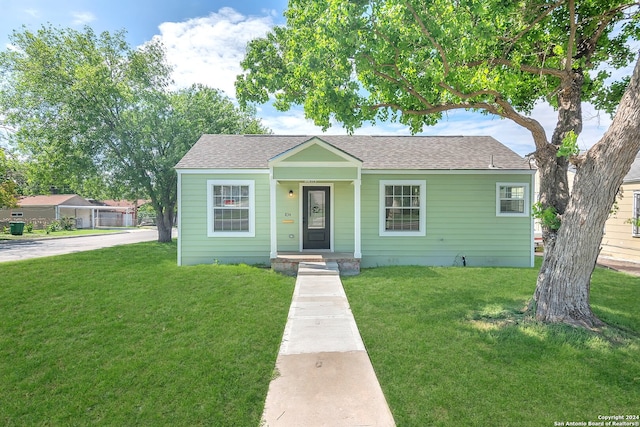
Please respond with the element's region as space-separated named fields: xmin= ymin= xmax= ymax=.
xmin=175 ymin=135 xmax=535 ymax=272
xmin=98 ymin=199 xmax=148 ymax=227
xmin=601 ymin=153 xmax=640 ymax=262
xmin=0 ymin=194 xmax=95 ymax=229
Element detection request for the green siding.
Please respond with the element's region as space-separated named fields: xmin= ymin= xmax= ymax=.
xmin=275 ymin=183 xmax=299 ymax=252
xmin=280 ymin=143 xmax=351 ymax=163
xmin=360 ymin=173 xmax=533 ymax=268
xmin=333 ymin=182 xmax=356 ymax=252
xmin=179 ymin=172 xmax=271 ymax=266
xmin=179 ymin=170 xmax=533 ymax=269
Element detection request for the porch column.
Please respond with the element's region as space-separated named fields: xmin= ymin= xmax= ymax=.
xmin=269 ymin=171 xmax=277 ymax=258
xmin=354 ymin=177 xmax=362 ymax=258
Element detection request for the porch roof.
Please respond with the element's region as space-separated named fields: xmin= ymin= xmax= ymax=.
xmin=175 ymin=135 xmax=530 ymax=171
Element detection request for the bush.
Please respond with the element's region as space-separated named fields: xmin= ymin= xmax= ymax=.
xmin=46 ymin=221 xmax=61 ymax=234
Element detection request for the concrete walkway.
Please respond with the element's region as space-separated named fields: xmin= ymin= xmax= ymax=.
xmin=261 ymin=261 xmax=395 ymax=426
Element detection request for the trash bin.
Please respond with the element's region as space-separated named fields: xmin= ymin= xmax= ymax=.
xmin=9 ymin=222 xmax=25 ymax=236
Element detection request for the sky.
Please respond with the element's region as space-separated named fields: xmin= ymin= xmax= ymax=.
xmin=0 ymin=0 xmax=628 ymax=157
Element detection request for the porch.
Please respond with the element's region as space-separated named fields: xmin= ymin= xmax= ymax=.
xmin=271 ymin=252 xmax=360 ymax=276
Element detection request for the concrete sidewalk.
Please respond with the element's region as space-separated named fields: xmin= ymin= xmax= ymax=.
xmin=261 ymin=261 xmax=395 ymax=426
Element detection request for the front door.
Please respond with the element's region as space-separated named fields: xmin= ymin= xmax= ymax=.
xmin=303 ymin=186 xmax=331 ymax=250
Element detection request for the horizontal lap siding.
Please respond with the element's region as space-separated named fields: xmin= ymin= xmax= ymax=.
xmin=276 ymin=183 xmax=300 ymax=252
xmin=333 ymin=182 xmax=355 ymax=252
xmin=360 ymin=173 xmax=533 ymax=267
xmin=179 ymin=173 xmax=270 ymax=266
xmin=601 ymin=183 xmax=640 ymax=262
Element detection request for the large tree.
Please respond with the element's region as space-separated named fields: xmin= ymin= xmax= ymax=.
xmin=1 ymin=25 xmax=268 ymax=242
xmin=236 ymin=0 xmax=640 ymax=327
xmin=0 ymin=148 xmax=18 ymax=208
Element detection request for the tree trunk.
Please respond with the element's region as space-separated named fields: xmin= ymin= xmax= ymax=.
xmin=156 ymin=206 xmax=174 ymax=243
xmin=534 ymin=57 xmax=640 ymax=328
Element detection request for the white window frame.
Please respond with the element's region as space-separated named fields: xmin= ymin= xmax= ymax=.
xmin=11 ymin=212 xmax=23 ymax=217
xmin=379 ymin=180 xmax=426 ymax=236
xmin=632 ymin=191 xmax=640 ymax=237
xmin=207 ymin=180 xmax=255 ymax=237
xmin=496 ymin=182 xmax=530 ymax=217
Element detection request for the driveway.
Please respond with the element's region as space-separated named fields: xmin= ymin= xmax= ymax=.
xmin=0 ymin=228 xmax=163 ymax=263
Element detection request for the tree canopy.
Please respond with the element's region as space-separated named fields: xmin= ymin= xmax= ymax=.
xmin=0 ymin=148 xmax=18 ymax=208
xmin=0 ymin=25 xmax=269 ymax=241
xmin=237 ymin=0 xmax=638 ymax=135
xmin=237 ymin=0 xmax=640 ymax=327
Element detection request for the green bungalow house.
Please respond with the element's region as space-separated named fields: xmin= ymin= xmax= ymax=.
xmin=175 ymin=135 xmax=535 ymax=273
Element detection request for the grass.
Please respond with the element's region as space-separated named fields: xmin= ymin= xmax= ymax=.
xmin=342 ymin=261 xmax=640 ymax=427
xmin=0 ymin=242 xmax=295 ymax=426
xmin=2 ymin=245 xmax=639 ymax=426
xmin=0 ymin=228 xmax=126 ymax=240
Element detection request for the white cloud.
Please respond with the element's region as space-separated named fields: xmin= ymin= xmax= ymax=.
xmin=24 ymin=8 xmax=39 ymax=18
xmin=154 ymin=7 xmax=275 ymax=97
xmin=151 ymin=6 xmax=618 ymax=156
xmin=72 ymin=11 xmax=96 ymax=26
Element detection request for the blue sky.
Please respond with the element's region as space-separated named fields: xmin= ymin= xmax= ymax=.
xmin=1 ymin=0 xmax=622 ymax=156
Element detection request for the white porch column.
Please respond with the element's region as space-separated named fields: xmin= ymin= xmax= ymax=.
xmin=269 ymin=171 xmax=277 ymax=259
xmin=354 ymin=177 xmax=362 ymax=258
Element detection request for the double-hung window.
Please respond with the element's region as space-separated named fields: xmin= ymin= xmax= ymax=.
xmin=633 ymin=191 xmax=640 ymax=237
xmin=379 ymin=180 xmax=426 ymax=236
xmin=207 ymin=180 xmax=255 ymax=237
xmin=496 ymin=183 xmax=529 ymax=217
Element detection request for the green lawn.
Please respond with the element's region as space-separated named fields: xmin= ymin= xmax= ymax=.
xmin=0 ymin=242 xmax=295 ymax=426
xmin=343 ymin=262 xmax=640 ymax=427
xmin=2 ymin=246 xmax=638 ymax=426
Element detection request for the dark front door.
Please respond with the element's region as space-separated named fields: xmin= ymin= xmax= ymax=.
xmin=303 ymin=186 xmax=330 ymax=250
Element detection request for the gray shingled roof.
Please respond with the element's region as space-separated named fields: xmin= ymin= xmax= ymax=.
xmin=175 ymin=135 xmax=530 ymax=170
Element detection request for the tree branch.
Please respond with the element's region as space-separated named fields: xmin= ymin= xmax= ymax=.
xmin=502 ymin=0 xmax=566 ymax=53
xmin=566 ymin=0 xmax=576 ymax=72
xmin=403 ymin=1 xmax=450 ymax=75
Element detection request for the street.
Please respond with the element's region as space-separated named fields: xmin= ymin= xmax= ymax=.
xmin=0 ymin=228 xmax=162 ymax=263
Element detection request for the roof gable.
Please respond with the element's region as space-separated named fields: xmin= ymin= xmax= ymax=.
xmin=269 ymin=137 xmax=362 ymax=166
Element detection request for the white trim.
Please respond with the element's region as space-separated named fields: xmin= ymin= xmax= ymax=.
xmin=207 ymin=180 xmax=256 ymax=237
xmin=177 ymin=171 xmax=182 ymax=266
xmin=269 ymin=173 xmax=277 ymax=258
xmin=496 ymin=182 xmax=530 ymax=217
xmin=177 ymin=168 xmax=533 ymax=175
xmin=354 ymin=177 xmax=362 ymax=258
xmin=379 ymin=180 xmax=427 ymax=237
xmin=362 ymin=169 xmax=535 ymax=175
xmin=177 ymin=169 xmax=269 ymax=175
xmin=269 ymin=137 xmax=363 ymax=167
xmin=299 ymin=183 xmax=334 ymax=251
xmin=275 ymin=178 xmax=355 ymax=182
xmin=273 ymin=162 xmax=357 ymax=168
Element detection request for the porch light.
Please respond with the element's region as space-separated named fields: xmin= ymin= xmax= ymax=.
xmin=288 ymin=190 xmax=294 ymax=198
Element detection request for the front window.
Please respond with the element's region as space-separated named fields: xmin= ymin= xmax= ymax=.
xmin=207 ymin=180 xmax=255 ymax=237
xmin=379 ymin=180 xmax=426 ymax=236
xmin=633 ymin=191 xmax=640 ymax=237
xmin=497 ymin=183 xmax=529 ymax=216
